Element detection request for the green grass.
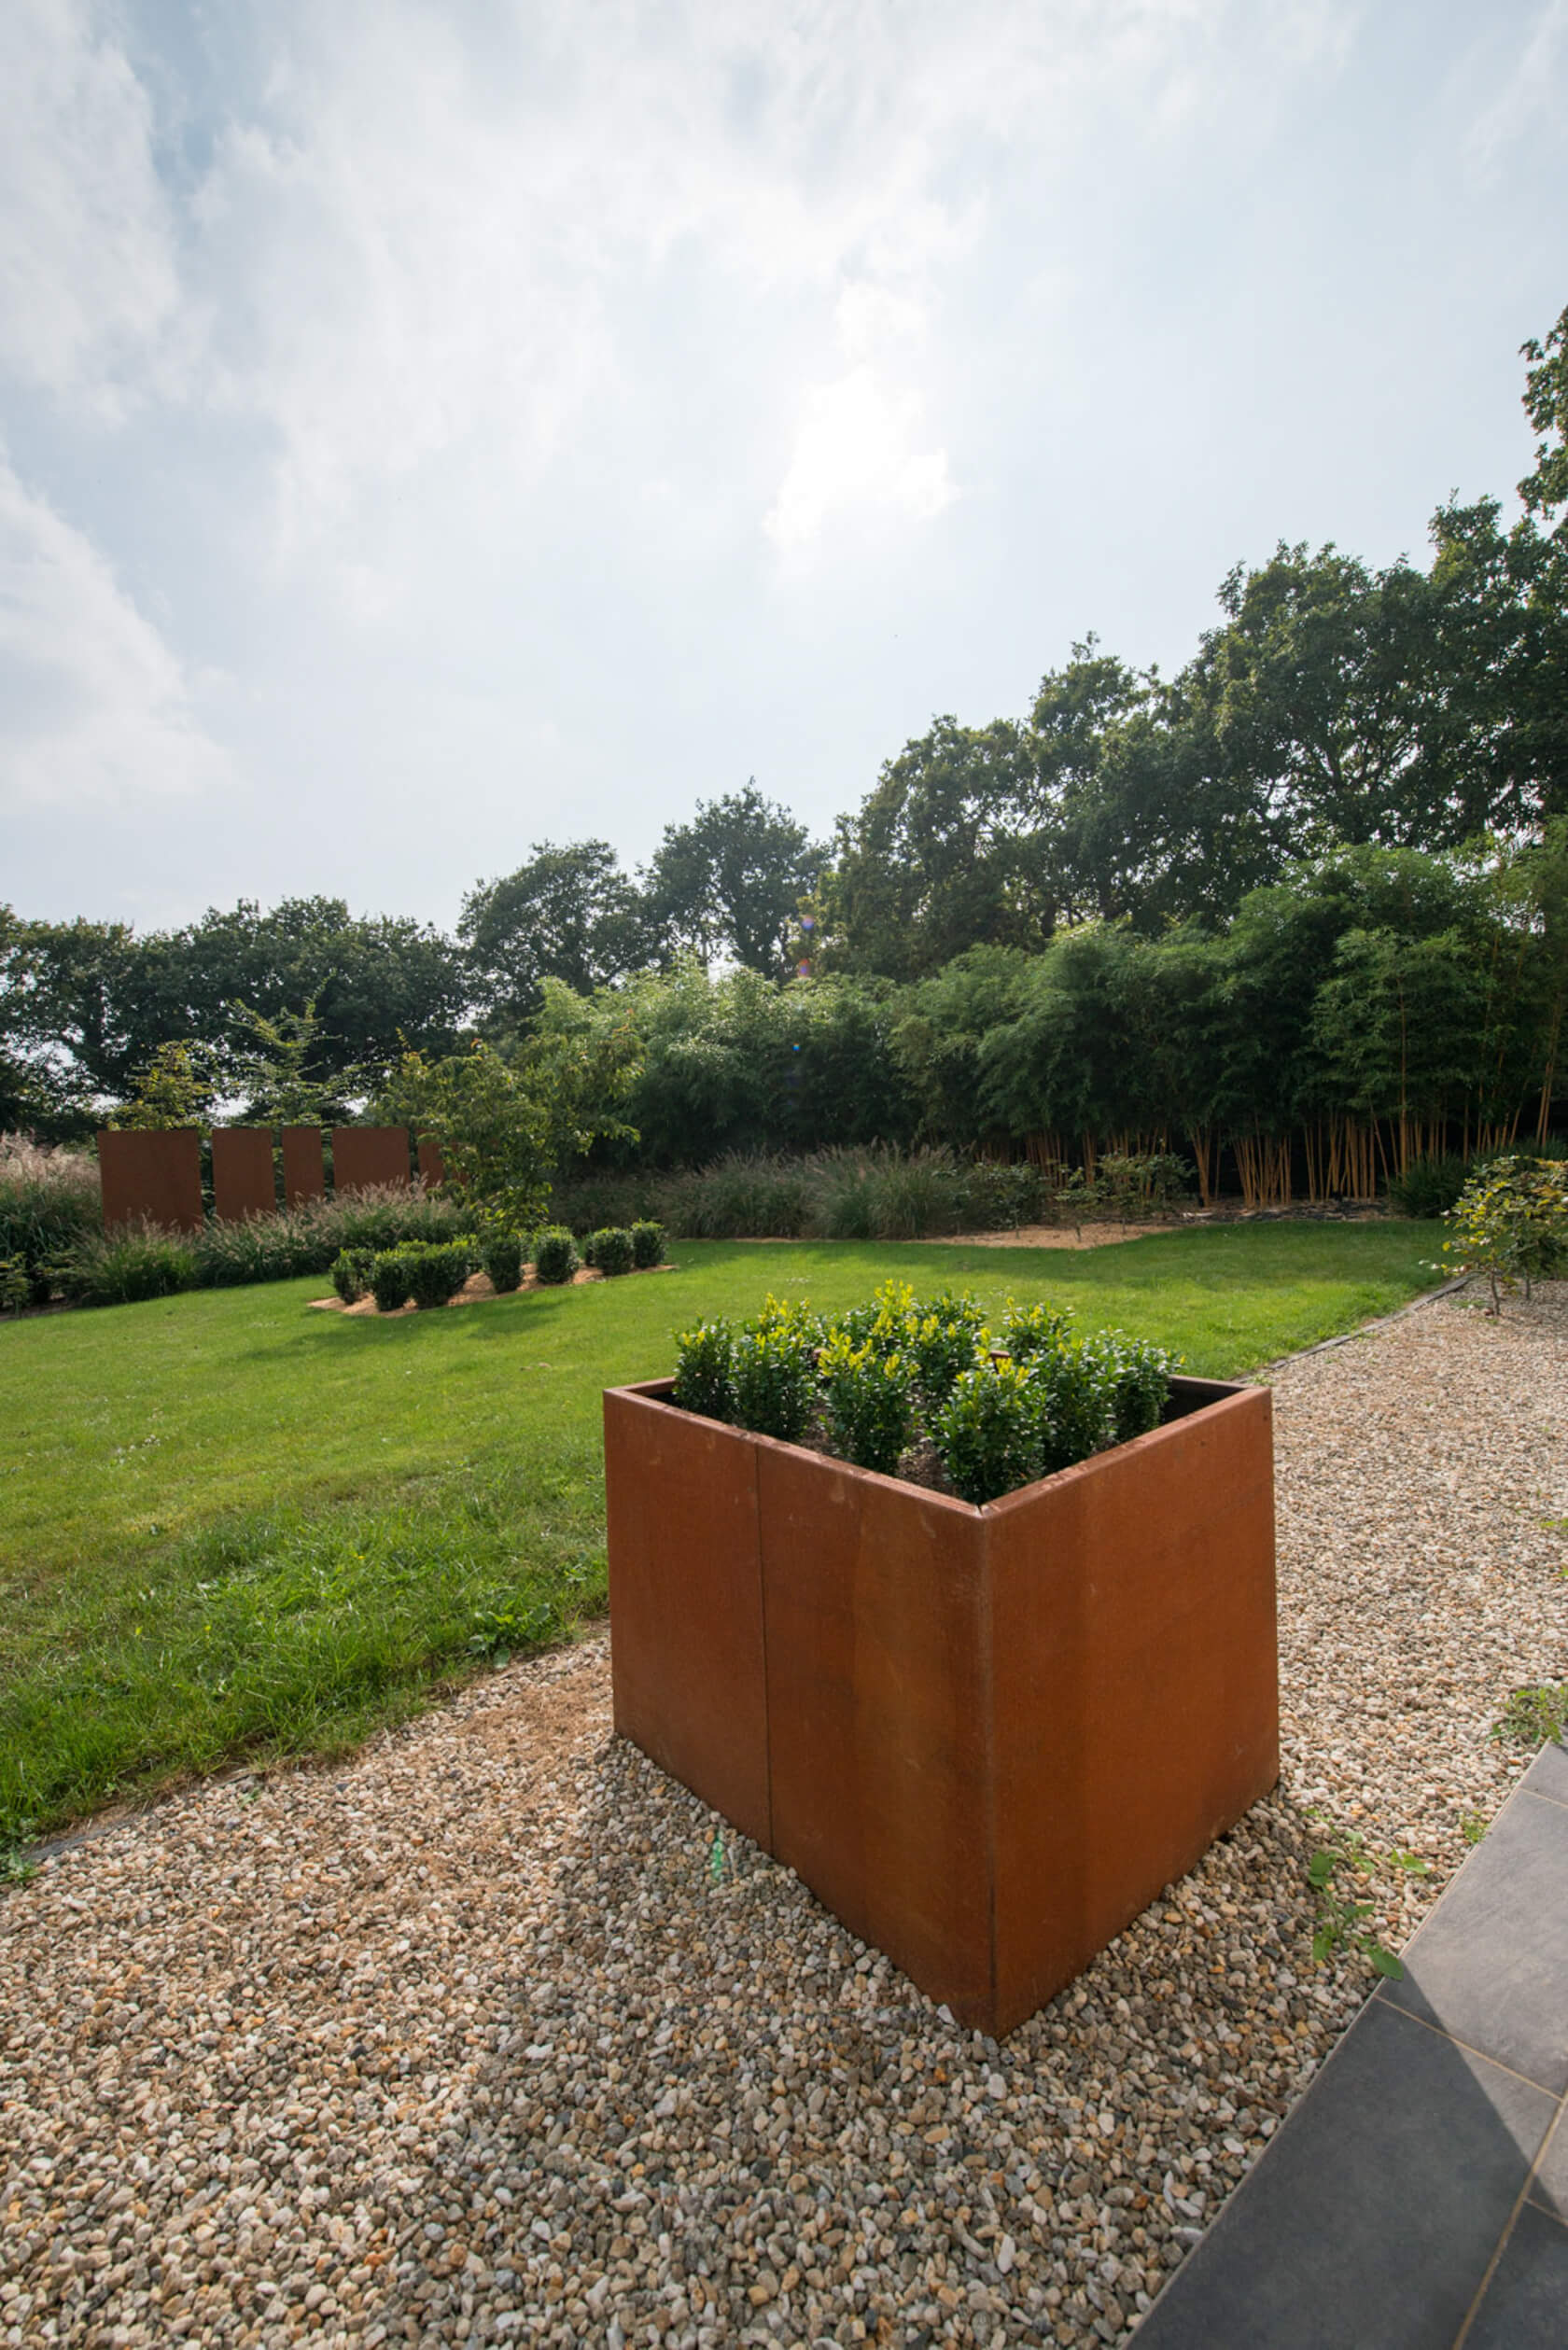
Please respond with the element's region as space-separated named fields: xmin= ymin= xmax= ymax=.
xmin=0 ymin=1223 xmax=1443 ymax=1844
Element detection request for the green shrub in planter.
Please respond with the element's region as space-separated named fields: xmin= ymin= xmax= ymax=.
xmin=999 ymin=1298 xmax=1074 ymax=1364
xmin=1032 ymin=1336 xmax=1120 ymax=1473
xmin=819 ymin=1331 xmax=917 ymax=1475
xmin=932 ymin=1359 xmax=1044 ymax=1504
xmin=406 ymin=1241 xmax=472 ymax=1309
xmin=588 ymin=1225 xmax=636 ymax=1277
xmin=902 ymin=1291 xmax=987 ymax=1409
xmin=331 ymin=1247 xmax=376 ymax=1304
xmin=533 ymin=1226 xmax=579 ymax=1286
xmin=672 ymin=1319 xmax=735 ymax=1420
xmin=730 ymin=1312 xmax=817 ymax=1443
xmin=630 ymin=1219 xmax=665 ymax=1268
xmin=481 ymin=1231 xmax=525 ymax=1293
xmin=1085 ymin=1330 xmax=1173 ymax=1444
xmin=370 ymin=1249 xmax=414 ymax=1312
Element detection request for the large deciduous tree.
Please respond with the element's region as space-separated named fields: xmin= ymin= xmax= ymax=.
xmin=642 ymin=783 xmax=820 ymax=977
xmin=460 ymin=841 xmax=648 ymax=1028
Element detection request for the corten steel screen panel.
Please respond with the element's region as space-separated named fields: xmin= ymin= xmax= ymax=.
xmin=281 ymin=1126 xmax=326 ymax=1205
xmin=330 ymin=1126 xmax=413 ymax=1195
xmin=212 ymin=1126 xmax=278 ymax=1223
xmin=417 ymin=1137 xmax=445 ymax=1186
xmin=97 ymin=1128 xmax=204 ymax=1232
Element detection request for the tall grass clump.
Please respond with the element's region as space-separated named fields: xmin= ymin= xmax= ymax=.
xmin=0 ymin=1135 xmax=102 ymax=1303
xmin=53 ymin=1181 xmax=482 ymax=1307
xmin=674 ymin=1153 xmax=814 ymax=1238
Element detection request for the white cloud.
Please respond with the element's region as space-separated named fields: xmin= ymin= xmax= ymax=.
xmin=765 ymin=368 xmax=955 ymax=552
xmin=1464 ymin=0 xmax=1568 ymax=180
xmin=0 ymin=0 xmax=181 ymax=411
xmin=0 ymin=451 xmax=232 ymax=812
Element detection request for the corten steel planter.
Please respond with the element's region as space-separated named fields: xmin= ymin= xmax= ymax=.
xmin=605 ymin=1375 xmax=1277 ymax=2035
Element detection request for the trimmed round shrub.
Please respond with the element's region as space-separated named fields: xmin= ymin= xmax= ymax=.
xmin=370 ymin=1249 xmax=414 ymax=1312
xmin=331 ymin=1246 xmax=375 ymax=1304
xmin=672 ymin=1320 xmax=734 ymax=1420
xmin=730 ymin=1319 xmax=816 ymax=1442
xmin=407 ymin=1241 xmax=471 ymax=1309
xmin=630 ymin=1219 xmax=665 ymax=1268
xmin=819 ymin=1332 xmax=916 ymax=1476
xmin=533 ymin=1226 xmax=579 ymax=1286
xmin=588 ymin=1225 xmax=636 ymax=1278
xmin=481 ymin=1231 xmax=525 ymax=1293
xmin=932 ymin=1360 xmax=1043 ymax=1504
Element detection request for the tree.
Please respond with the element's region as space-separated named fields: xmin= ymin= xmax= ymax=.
xmin=642 ymin=784 xmax=820 ymax=977
xmin=460 ymin=841 xmax=648 ymax=1027
xmin=110 ymin=1040 xmax=218 ymax=1130
xmin=1519 ymin=302 xmax=1568 ymax=544
xmin=818 ymin=719 xmax=1049 ymax=978
xmin=372 ymin=1042 xmax=553 ymax=1230
xmin=230 ymin=999 xmax=355 ymax=1126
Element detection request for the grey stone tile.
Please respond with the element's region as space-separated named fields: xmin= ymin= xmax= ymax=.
xmin=1521 ymin=1738 xmax=1568 ymax=1811
xmin=1379 ymin=1783 xmax=1568 ymax=2094
xmin=1131 ymin=2001 xmax=1553 ymax=2350
xmin=1526 ymin=2105 xmax=1568 ymax=2224
xmin=1461 ymin=2202 xmax=1568 ymax=2349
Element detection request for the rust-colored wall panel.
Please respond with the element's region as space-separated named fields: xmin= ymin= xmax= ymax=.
xmin=211 ymin=1126 xmax=278 ymax=1223
xmin=281 ymin=1126 xmax=326 ymax=1206
xmin=97 ymin=1127 xmax=205 ymax=1232
xmin=330 ymin=1126 xmax=413 ymax=1195
xmin=416 ymin=1136 xmax=445 ymax=1186
xmin=603 ymin=1385 xmax=771 ymax=1849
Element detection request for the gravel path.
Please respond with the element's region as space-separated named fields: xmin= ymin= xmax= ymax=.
xmin=4 ymin=1287 xmax=1567 ymax=2350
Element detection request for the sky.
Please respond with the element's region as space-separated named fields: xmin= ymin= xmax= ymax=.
xmin=3 ymin=0 xmax=1566 ymax=937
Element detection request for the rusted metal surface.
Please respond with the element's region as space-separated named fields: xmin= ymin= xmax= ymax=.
xmin=97 ymin=1128 xmax=205 ymax=1233
xmin=281 ymin=1126 xmax=326 ymax=1206
xmin=330 ymin=1126 xmax=413 ymax=1196
xmin=416 ymin=1137 xmax=445 ymax=1186
xmin=211 ymin=1126 xmax=278 ymax=1223
xmin=758 ymin=1445 xmax=994 ymax=2017
xmin=603 ymin=1386 xmax=772 ymax=1850
xmin=986 ymin=1378 xmax=1278 ymax=2032
xmin=605 ymin=1373 xmax=1279 ymax=2035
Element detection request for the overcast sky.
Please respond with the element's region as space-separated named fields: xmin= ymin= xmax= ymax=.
xmin=3 ymin=0 xmax=1565 ymax=936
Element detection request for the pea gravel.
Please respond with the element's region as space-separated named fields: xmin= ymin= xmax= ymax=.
xmin=4 ymin=1285 xmax=1566 ymax=2350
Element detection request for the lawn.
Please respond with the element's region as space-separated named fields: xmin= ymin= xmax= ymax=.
xmin=0 ymin=1223 xmax=1444 ymax=1847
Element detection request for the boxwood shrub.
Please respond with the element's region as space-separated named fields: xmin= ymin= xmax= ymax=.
xmin=670 ymin=1279 xmax=1177 ymax=1504
xmin=481 ymin=1231 xmax=525 ymax=1293
xmin=630 ymin=1219 xmax=665 ymax=1268
xmin=406 ymin=1241 xmax=472 ymax=1309
xmin=331 ymin=1246 xmax=375 ymax=1304
xmin=533 ymin=1226 xmax=579 ymax=1286
xmin=588 ymin=1225 xmax=636 ymax=1278
xmin=370 ymin=1249 xmax=414 ymax=1313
